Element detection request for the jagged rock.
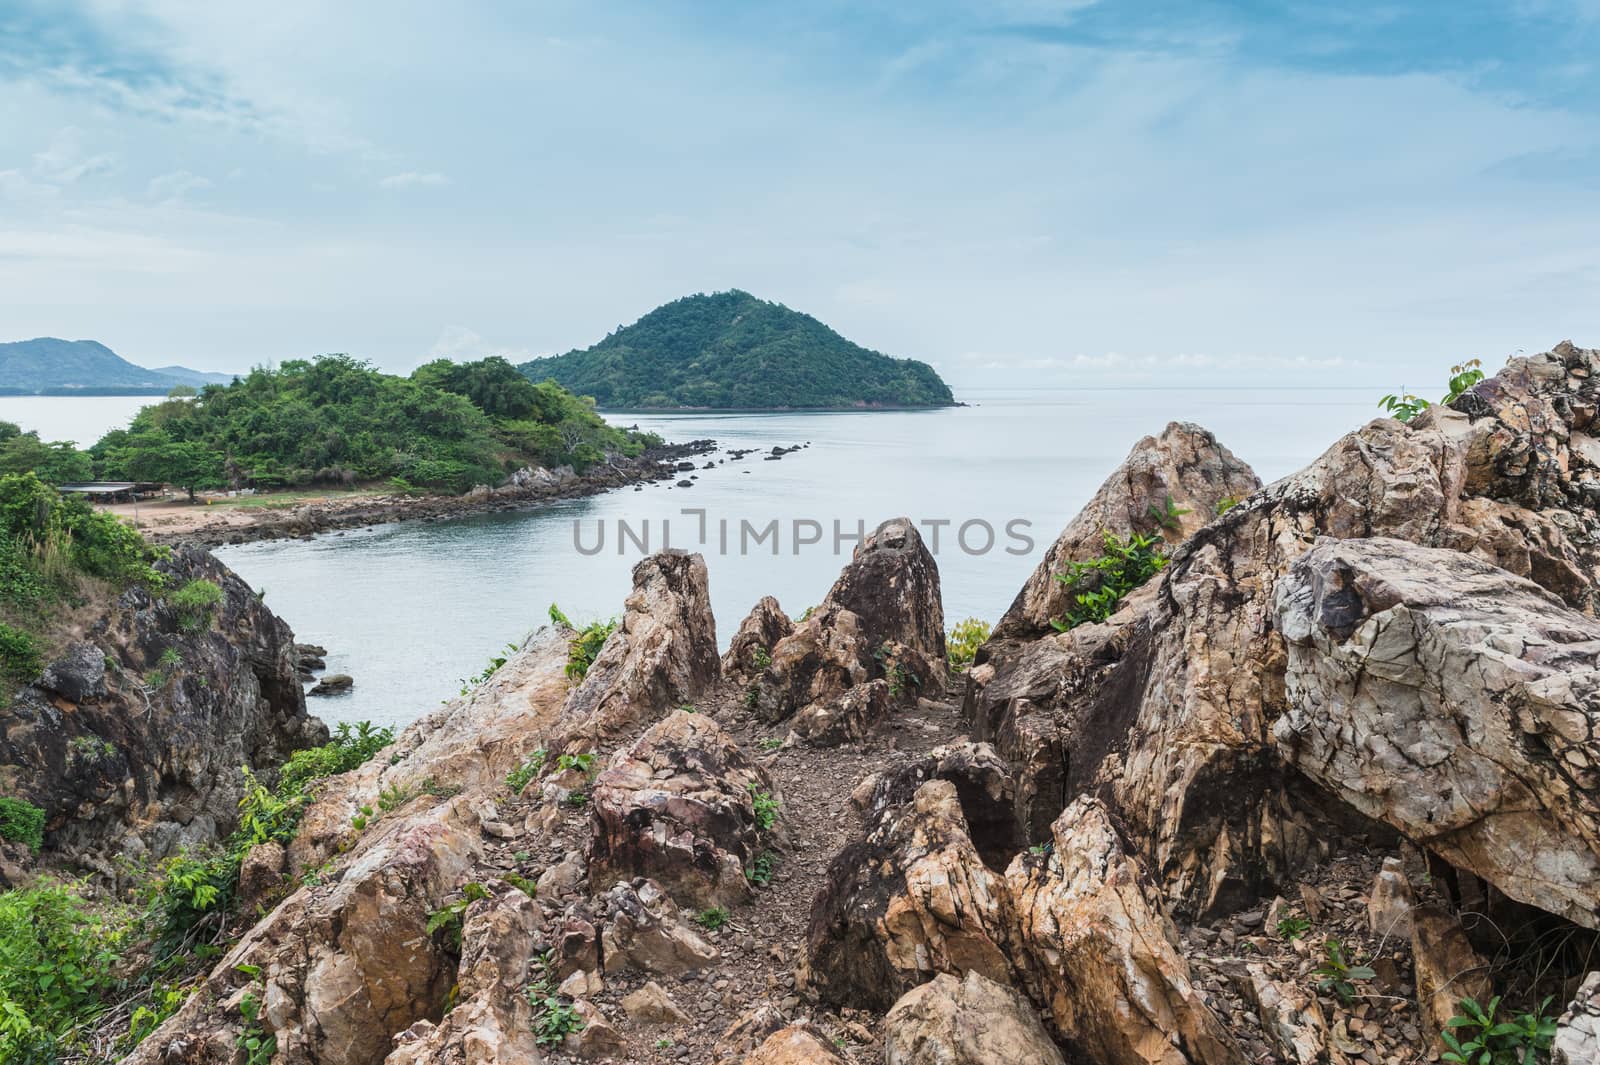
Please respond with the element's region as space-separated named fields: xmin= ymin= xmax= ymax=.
xmin=308 ymin=673 xmax=353 ymax=696
xmin=384 ymin=885 xmax=542 ymax=1065
xmin=537 ymin=851 xmax=587 ymax=900
xmin=1232 ymin=963 xmax=1330 ymax=1065
xmin=569 ymin=999 xmax=627 ymax=1058
xmin=557 ymin=551 xmax=719 ymax=742
xmin=993 ymin=421 xmax=1261 ymax=640
xmin=553 ymin=908 xmax=600 ymax=980
xmin=1367 ymin=857 xmax=1414 ymax=940
xmin=883 ymin=970 xmax=1066 ymax=1065
xmin=1275 ymin=537 xmax=1600 ymax=928
xmin=754 ymin=518 xmax=945 ymax=723
xmin=970 ymin=345 xmax=1600 ymax=922
xmin=723 ymin=596 xmax=792 ymax=687
xmin=1555 ymin=971 xmax=1600 ymax=1065
xmin=1410 ymin=905 xmax=1493 ymax=1039
xmin=801 ymin=777 xmax=1012 ymax=1012
xmin=743 ymin=1023 xmax=850 ymax=1065
xmin=126 ymin=626 xmax=576 ymax=1063
xmin=598 ymin=877 xmax=720 ymax=975
xmin=236 ymin=841 xmax=288 ymax=915
xmin=0 ymin=545 xmax=326 ymax=866
xmin=1005 ymin=797 xmax=1245 ymax=1065
xmin=789 ymin=679 xmax=892 ymax=746
xmin=588 ymin=710 xmax=775 ymax=908
xmin=621 ymin=980 xmax=690 ymax=1025
xmin=716 ymin=1005 xmax=790 ymax=1062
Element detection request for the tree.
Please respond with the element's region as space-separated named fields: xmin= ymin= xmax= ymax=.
xmin=0 ymin=432 xmax=92 ymax=485
xmin=113 ymin=435 xmax=225 ymax=501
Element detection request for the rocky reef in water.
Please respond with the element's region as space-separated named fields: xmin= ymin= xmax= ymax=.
xmin=14 ymin=342 xmax=1600 ymax=1064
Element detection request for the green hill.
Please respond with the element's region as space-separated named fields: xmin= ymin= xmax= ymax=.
xmin=0 ymin=338 xmax=233 ymax=395
xmin=517 ymin=291 xmax=955 ymax=409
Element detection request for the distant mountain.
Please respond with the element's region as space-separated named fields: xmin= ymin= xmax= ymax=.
xmin=0 ymin=338 xmax=235 ymax=395
xmin=517 ymin=290 xmax=955 ymax=409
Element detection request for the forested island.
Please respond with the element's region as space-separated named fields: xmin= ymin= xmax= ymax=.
xmin=0 ymin=355 xmax=659 ymax=495
xmin=0 ymin=338 xmax=232 ymax=395
xmin=516 ymin=290 xmax=956 ymax=409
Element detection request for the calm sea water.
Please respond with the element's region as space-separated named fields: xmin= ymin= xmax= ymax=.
xmin=4 ymin=389 xmax=1380 ymax=728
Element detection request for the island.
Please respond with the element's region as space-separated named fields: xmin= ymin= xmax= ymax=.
xmin=0 ymin=337 xmax=235 ymax=395
xmin=516 ymin=289 xmax=956 ymax=409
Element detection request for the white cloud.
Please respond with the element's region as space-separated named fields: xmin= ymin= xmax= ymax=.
xmin=32 ymin=126 xmax=116 ymax=184
xmin=148 ymin=169 xmax=212 ymax=204
xmin=379 ymin=170 xmax=449 ymax=189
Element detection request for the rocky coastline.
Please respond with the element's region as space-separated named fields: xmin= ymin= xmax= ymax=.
xmin=136 ymin=439 xmax=719 ymax=549
xmin=7 ymin=343 xmax=1600 ymax=1063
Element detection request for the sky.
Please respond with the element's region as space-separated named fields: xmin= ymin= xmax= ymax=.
xmin=1 ymin=1 xmax=1598 ymax=391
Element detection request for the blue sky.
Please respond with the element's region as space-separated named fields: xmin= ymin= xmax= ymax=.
xmin=1 ymin=1 xmax=1597 ymax=390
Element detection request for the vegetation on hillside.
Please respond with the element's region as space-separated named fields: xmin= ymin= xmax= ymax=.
xmin=0 ymin=338 xmax=224 ymax=396
xmin=1 ymin=354 xmax=663 ymax=496
xmin=517 ymin=290 xmax=955 ymax=409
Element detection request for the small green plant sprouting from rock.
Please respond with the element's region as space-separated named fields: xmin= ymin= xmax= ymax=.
xmin=946 ymin=617 xmax=991 ymax=672
xmin=798 ymin=605 xmax=816 ymax=622
xmin=695 ymin=907 xmax=729 ymax=931
xmin=504 ymin=872 xmax=539 ymax=898
xmin=656 ymin=1037 xmax=674 ymax=1049
xmin=0 ymin=796 xmax=45 ymax=852
xmin=169 ymin=578 xmax=225 ymax=633
xmin=751 ymin=644 xmax=772 ymax=670
xmin=158 ymin=647 xmax=182 ymax=671
xmin=526 ymin=949 xmax=584 ymax=1046
xmin=1380 ymin=358 xmax=1486 ymax=423
xmin=550 ymin=602 xmax=616 ymax=681
xmin=67 ymin=735 xmax=117 ymax=768
xmin=556 ymin=752 xmax=595 ymax=775
xmin=748 ymin=785 xmax=779 ymax=831
xmin=236 ymin=986 xmax=275 ymax=1065
xmin=1312 ymin=937 xmax=1375 ymax=1005
xmin=873 ymin=643 xmax=921 ymax=697
xmin=1215 ymin=495 xmax=1242 ymax=516
xmin=744 ymin=684 xmax=761 ymax=710
xmin=459 ymin=641 xmax=520 ymax=695
xmin=1440 ymin=995 xmax=1556 ymax=1065
xmin=756 ymin=737 xmax=784 ymax=752
xmin=1146 ymin=494 xmax=1191 ymax=533
xmin=1028 ymin=842 xmax=1049 ymax=856
xmin=427 ymin=882 xmax=492 ymax=950
xmin=350 ymin=804 xmax=374 ymax=831
xmin=1050 ymin=530 xmax=1169 ymax=632
xmin=746 ymin=850 xmax=777 ymax=887
xmin=423 ymin=777 xmax=461 ymax=799
xmin=506 ymin=749 xmax=548 ymax=793
xmin=377 ymin=782 xmax=418 ymax=812
xmin=565 ymin=790 xmax=589 ymax=807
xmin=1275 ymin=916 xmax=1312 ymax=941
xmin=679 ymin=703 xmax=698 ymax=714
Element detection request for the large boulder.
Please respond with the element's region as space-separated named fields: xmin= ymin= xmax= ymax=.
xmin=1274 ymin=537 xmax=1600 ymax=928
xmin=557 ymin=550 xmax=719 ymax=743
xmin=743 ymin=1023 xmax=849 ymax=1065
xmin=883 ymin=970 xmax=1066 ymax=1065
xmin=801 ymin=777 xmax=1013 ymax=1012
xmin=587 ymin=710 xmax=777 ymax=908
xmin=1005 ymin=798 xmax=1245 ymax=1065
xmin=753 ymin=518 xmax=945 ymax=724
xmin=0 ymin=545 xmax=327 ymax=866
xmin=992 ymin=421 xmax=1260 ymax=641
xmin=722 ymin=596 xmax=793 ymax=689
xmin=598 ymin=877 xmax=721 ymax=975
xmin=385 ymin=885 xmax=543 ymax=1065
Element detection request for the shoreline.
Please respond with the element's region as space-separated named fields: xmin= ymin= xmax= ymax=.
xmin=111 ymin=439 xmax=717 ymax=548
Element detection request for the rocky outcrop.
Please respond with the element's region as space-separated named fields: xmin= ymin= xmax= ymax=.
xmin=883 ymin=970 xmax=1066 ymax=1065
xmin=722 ymin=596 xmax=792 ymax=688
xmin=385 ymin=885 xmax=542 ymax=1065
xmin=801 ymin=777 xmax=1013 ymax=1012
xmin=1555 ymin=971 xmax=1600 ymax=1065
xmin=991 ymin=421 xmax=1260 ymax=641
xmin=753 ymin=518 xmax=945 ymax=724
xmin=788 ymin=678 xmax=892 ymax=746
xmin=557 ymin=550 xmax=719 ymax=742
xmin=1274 ymin=537 xmax=1600 ymax=928
xmin=0 ymin=545 xmax=326 ymax=867
xmin=1005 ymin=798 xmax=1245 ymax=1065
xmin=587 ymin=710 xmax=776 ymax=907
xmin=597 ymin=877 xmax=721 ymax=975
xmin=970 ymin=344 xmax=1600 ymax=924
xmin=742 ymin=1023 xmax=849 ymax=1065
xmin=1409 ymin=905 xmax=1493 ymax=1039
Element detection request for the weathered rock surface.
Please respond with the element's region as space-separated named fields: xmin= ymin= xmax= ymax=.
xmin=0 ymin=545 xmax=326 ymax=867
xmin=620 ymin=980 xmax=689 ymax=1025
xmin=1005 ymin=797 xmax=1245 ymax=1065
xmin=992 ymin=421 xmax=1261 ymax=641
xmin=788 ymin=678 xmax=892 ymax=746
xmin=754 ymin=518 xmax=945 ymax=724
xmin=598 ymin=877 xmax=720 ymax=975
xmin=802 ymin=777 xmax=1012 ymax=1012
xmin=1409 ymin=905 xmax=1493 ymax=1039
xmin=558 ymin=551 xmax=719 ymax=742
xmin=882 ymin=970 xmax=1066 ymax=1065
xmin=722 ymin=596 xmax=792 ymax=688
xmin=1233 ymin=963 xmax=1329 ymax=1065
xmin=742 ymin=1023 xmax=850 ymax=1065
xmin=588 ymin=710 xmax=776 ymax=907
xmin=1366 ymin=857 xmax=1414 ymax=939
xmin=1274 ymin=537 xmax=1600 ymax=928
xmin=1555 ymin=971 xmax=1600 ymax=1065
xmin=384 ymin=885 xmax=542 ymax=1065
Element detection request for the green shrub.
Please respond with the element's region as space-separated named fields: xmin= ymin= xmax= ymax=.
xmin=749 ymin=787 xmax=780 ymax=831
xmin=0 ymin=625 xmax=41 ymax=687
xmin=279 ymin=721 xmax=395 ymax=796
xmin=1440 ymin=995 xmax=1556 ymax=1065
xmin=549 ymin=602 xmax=615 ymax=681
xmin=1380 ymin=358 xmax=1486 ymax=423
xmin=946 ymin=617 xmax=990 ymax=671
xmin=505 ymin=750 xmax=547 ymax=794
xmin=1312 ymin=937 xmax=1374 ymax=1004
xmin=0 ymin=881 xmax=127 ymax=1057
xmin=0 ymin=798 xmax=44 ymax=852
xmin=1049 ymin=531 xmax=1169 ymax=631
xmin=695 ymin=907 xmax=729 ymax=931
xmin=168 ymin=579 xmax=224 ymax=632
